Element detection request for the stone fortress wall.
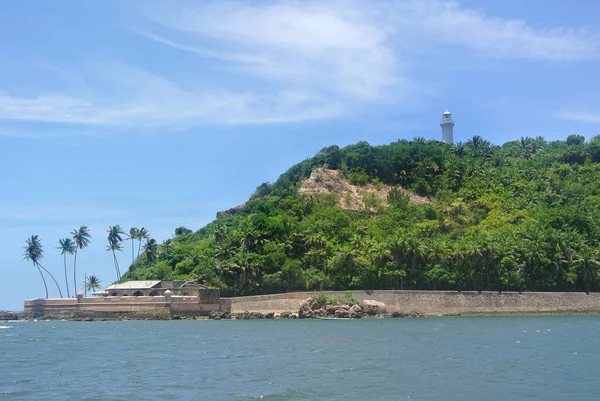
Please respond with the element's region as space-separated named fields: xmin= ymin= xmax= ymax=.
xmin=24 ymin=291 xmax=221 ymax=319
xmin=222 ymin=290 xmax=600 ymax=316
xmin=23 ymin=290 xmax=600 ymax=319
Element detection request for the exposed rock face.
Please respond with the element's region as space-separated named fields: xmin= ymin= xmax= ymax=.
xmin=216 ymin=204 xmax=246 ymax=219
xmin=299 ymin=168 xmax=430 ymax=212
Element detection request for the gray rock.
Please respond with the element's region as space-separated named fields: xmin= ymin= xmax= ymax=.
xmin=0 ymin=311 xmax=20 ymax=320
xmin=361 ymin=300 xmax=387 ymax=316
xmin=335 ymin=308 xmax=350 ymax=318
xmin=299 ymin=309 xmax=313 ymax=319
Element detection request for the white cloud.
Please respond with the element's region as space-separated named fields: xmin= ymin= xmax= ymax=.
xmin=138 ymin=1 xmax=400 ymax=101
xmin=0 ymin=65 xmax=347 ymax=128
xmin=0 ymin=0 xmax=598 ymax=133
xmin=390 ymin=1 xmax=600 ymax=61
xmin=558 ymin=111 xmax=600 ymax=123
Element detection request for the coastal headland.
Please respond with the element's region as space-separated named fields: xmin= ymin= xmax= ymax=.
xmin=18 ymin=290 xmax=600 ymax=321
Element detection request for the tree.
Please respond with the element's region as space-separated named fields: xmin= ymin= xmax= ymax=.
xmin=125 ymin=227 xmax=139 ymax=265
xmin=143 ymin=238 xmax=158 ymax=262
xmin=57 ymin=238 xmax=76 ymax=298
xmin=71 ymin=226 xmax=91 ymax=295
xmin=160 ymin=239 xmax=172 ymax=261
xmin=574 ymin=244 xmax=600 ymax=293
xmin=175 ymin=226 xmax=192 ymax=237
xmin=137 ymin=227 xmax=150 ymax=259
xmin=85 ymin=275 xmax=102 ymax=294
xmin=566 ymin=134 xmax=585 ymax=146
xmin=101 ymin=135 xmax=600 ymax=295
xmin=388 ymin=235 xmax=408 ymax=289
xmin=107 ymin=225 xmax=125 ymax=281
xmin=23 ymin=235 xmax=63 ymax=298
xmin=368 ymin=240 xmax=391 ymax=288
xmin=24 ymin=235 xmax=48 ymax=298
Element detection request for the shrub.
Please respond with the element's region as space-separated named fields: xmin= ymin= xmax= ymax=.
xmin=343 ymin=290 xmax=359 ymax=306
xmin=309 ymin=292 xmax=339 ymax=307
xmin=349 ymin=170 xmax=369 ymax=186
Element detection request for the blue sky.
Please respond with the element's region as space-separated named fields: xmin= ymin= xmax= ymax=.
xmin=1 ymin=0 xmax=599 ymax=310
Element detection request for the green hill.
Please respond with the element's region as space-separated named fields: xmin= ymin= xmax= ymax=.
xmin=122 ymin=134 xmax=600 ymax=294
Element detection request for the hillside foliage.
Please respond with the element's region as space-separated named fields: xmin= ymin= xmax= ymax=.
xmin=122 ymin=135 xmax=600 ymax=294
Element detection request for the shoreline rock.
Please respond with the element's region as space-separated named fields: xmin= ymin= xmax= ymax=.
xmin=0 ymin=310 xmax=21 ymax=320
xmin=297 ymin=298 xmax=404 ymax=319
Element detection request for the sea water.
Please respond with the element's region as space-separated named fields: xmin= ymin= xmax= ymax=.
xmin=1 ymin=316 xmax=599 ymax=400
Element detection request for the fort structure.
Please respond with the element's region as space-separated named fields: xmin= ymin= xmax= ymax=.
xmin=23 ymin=287 xmax=600 ymax=319
xmin=104 ymin=280 xmax=210 ymax=297
xmin=221 ymin=290 xmax=600 ymax=316
xmin=440 ymin=109 xmax=454 ymax=144
xmin=23 ymin=280 xmax=221 ymax=319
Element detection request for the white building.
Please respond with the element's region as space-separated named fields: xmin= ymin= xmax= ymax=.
xmin=440 ymin=109 xmax=454 ymax=144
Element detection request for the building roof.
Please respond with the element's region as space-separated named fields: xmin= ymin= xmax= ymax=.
xmin=106 ymin=280 xmax=161 ymax=290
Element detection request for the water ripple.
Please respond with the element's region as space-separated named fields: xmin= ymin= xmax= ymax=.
xmin=0 ymin=317 xmax=599 ymax=400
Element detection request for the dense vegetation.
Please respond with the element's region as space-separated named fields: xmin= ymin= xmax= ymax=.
xmin=123 ymin=135 xmax=600 ymax=295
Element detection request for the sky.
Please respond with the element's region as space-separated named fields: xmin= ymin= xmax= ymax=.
xmin=1 ymin=0 xmax=599 ymax=311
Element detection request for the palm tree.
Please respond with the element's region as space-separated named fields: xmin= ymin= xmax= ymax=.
xmin=160 ymin=238 xmax=172 ymax=260
xmin=57 ymin=238 xmax=76 ymax=298
xmin=85 ymin=275 xmax=102 ymax=294
xmin=213 ymin=224 xmax=228 ymax=245
xmin=107 ymin=225 xmax=125 ymax=280
xmin=23 ymin=235 xmax=63 ymax=298
xmin=137 ymin=227 xmax=150 ymax=259
xmin=71 ymin=226 xmax=91 ymax=295
xmin=369 ymin=240 xmax=391 ymax=288
xmin=388 ymin=235 xmax=409 ymax=289
xmin=143 ymin=238 xmax=158 ymax=262
xmin=24 ymin=235 xmax=48 ymax=298
xmin=125 ymin=227 xmax=139 ymax=265
xmin=574 ymin=244 xmax=600 ymax=293
xmin=405 ymin=233 xmax=425 ymax=286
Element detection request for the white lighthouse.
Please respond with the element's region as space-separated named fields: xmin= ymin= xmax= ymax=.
xmin=440 ymin=109 xmax=454 ymax=144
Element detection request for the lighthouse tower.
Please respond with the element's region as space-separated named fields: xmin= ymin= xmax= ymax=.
xmin=440 ymin=109 xmax=454 ymax=144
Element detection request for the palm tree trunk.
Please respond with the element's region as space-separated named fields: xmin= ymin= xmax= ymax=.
xmin=115 ymin=254 xmax=121 ymax=280
xmin=73 ymin=249 xmax=78 ymax=296
xmin=137 ymin=240 xmax=142 ymax=260
xmin=36 ymin=264 xmax=49 ymax=298
xmin=112 ymin=250 xmax=121 ymax=281
xmin=63 ymin=254 xmax=71 ymax=298
xmin=38 ymin=263 xmax=63 ymax=298
xmin=131 ymin=240 xmax=135 ymax=265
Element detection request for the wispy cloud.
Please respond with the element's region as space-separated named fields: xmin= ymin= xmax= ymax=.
xmin=138 ymin=1 xmax=400 ymax=101
xmin=0 ymin=64 xmax=347 ymax=129
xmin=390 ymin=1 xmax=600 ymax=61
xmin=1 ymin=0 xmax=598 ymax=134
xmin=558 ymin=110 xmax=600 ymax=123
xmin=0 ymin=204 xmax=127 ymax=223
